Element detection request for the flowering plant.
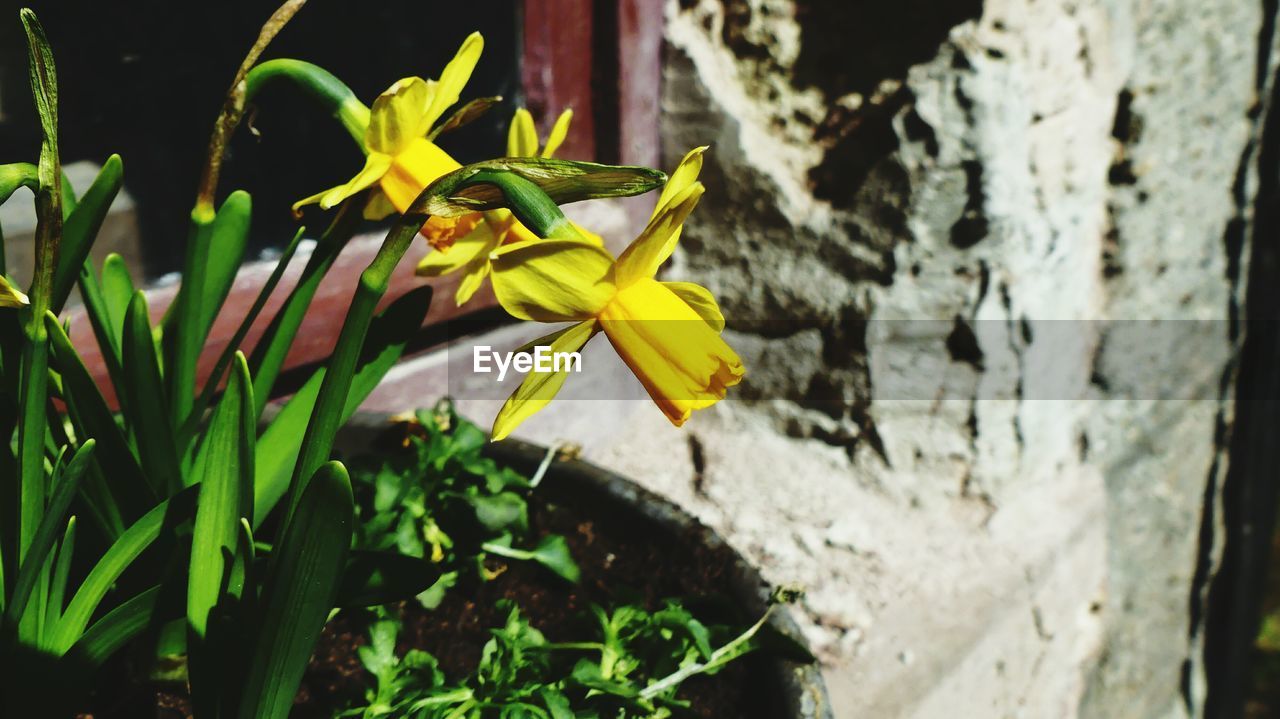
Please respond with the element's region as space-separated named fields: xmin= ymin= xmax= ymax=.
xmin=0 ymin=4 xmax=759 ymax=717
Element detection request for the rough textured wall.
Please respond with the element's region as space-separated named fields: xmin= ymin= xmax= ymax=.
xmin=594 ymin=1 xmax=1279 ymax=716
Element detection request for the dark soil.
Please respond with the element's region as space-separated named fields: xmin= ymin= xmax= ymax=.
xmin=76 ymin=461 xmax=781 ymax=718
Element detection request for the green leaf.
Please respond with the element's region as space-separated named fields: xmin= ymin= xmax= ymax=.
xmin=52 ymin=155 xmax=122 ymax=313
xmin=254 ymin=285 xmax=433 ymax=526
xmin=187 ymin=353 xmax=254 ymax=639
xmin=570 ymin=659 xmax=639 ymax=698
xmin=75 ymin=259 xmax=127 ymax=400
xmin=419 ymin=158 xmax=666 ymax=218
xmin=335 ymin=550 xmax=441 ymax=608
xmin=469 ymin=492 xmax=528 ymax=533
xmin=197 ymin=190 xmax=251 ymax=339
xmin=5 ymin=440 xmax=95 ymax=634
xmin=237 ymin=461 xmax=353 ymax=719
xmin=530 ymin=536 xmax=580 ymax=584
xmin=47 ymin=313 xmax=149 ymax=530
xmin=64 ymin=585 xmax=161 ymax=671
xmin=182 ymin=226 xmax=306 ymax=447
xmin=100 ymin=253 xmax=136 ymax=356
xmin=121 ymin=291 xmax=182 ymax=495
xmin=45 ymin=516 xmax=76 ymax=628
xmin=0 ymin=162 xmax=38 ymax=206
xmin=249 ymin=206 xmax=360 ymax=419
xmin=50 ymin=487 xmax=197 ymax=655
xmin=166 ymin=210 xmax=214 ymax=425
xmin=14 ymin=338 xmax=52 ymax=642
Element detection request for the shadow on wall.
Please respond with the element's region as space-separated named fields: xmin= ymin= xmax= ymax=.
xmin=721 ymin=0 xmax=983 ymax=200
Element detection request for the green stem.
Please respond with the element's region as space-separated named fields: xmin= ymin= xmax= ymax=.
xmin=16 ymin=9 xmax=62 ymax=643
xmin=278 ymin=207 xmax=419 ymax=528
xmin=638 ymin=608 xmax=773 ymax=701
xmin=244 ymin=59 xmax=370 ymax=149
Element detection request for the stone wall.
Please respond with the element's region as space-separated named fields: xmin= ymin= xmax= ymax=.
xmin=581 ymin=1 xmax=1279 ymax=716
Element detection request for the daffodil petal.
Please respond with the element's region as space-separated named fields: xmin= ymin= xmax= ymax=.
xmin=454 ymin=258 xmax=490 ymax=306
xmin=416 ymin=222 xmax=498 ymax=277
xmin=291 ymin=187 xmax=332 ymax=216
xmin=363 ymin=190 xmax=397 ymax=220
xmin=663 ymin=281 xmax=725 ymax=331
xmin=541 ymin=109 xmax=574 ymax=158
xmin=599 ymin=279 xmax=743 ymax=427
xmin=311 ymin=153 xmax=392 ymax=210
xmin=425 ymin=32 xmax=484 ymax=128
xmin=491 ymin=239 xmax=618 ymax=322
xmin=508 ymin=108 xmax=538 ymax=157
xmin=0 ymin=275 xmax=29 ymax=308
xmin=651 ymin=146 xmax=707 ymax=220
xmin=614 ymin=182 xmax=704 ymax=286
xmin=491 ymin=319 xmax=597 ymax=440
xmin=367 ymin=77 xmax=433 ymax=155
xmin=569 ymin=221 xmax=604 ymax=247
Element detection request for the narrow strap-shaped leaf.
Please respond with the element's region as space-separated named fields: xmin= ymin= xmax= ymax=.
xmin=14 ymin=337 xmax=51 ymax=639
xmin=100 ymin=254 xmax=136 ymax=355
xmin=181 ymin=226 xmax=305 ymax=448
xmin=121 ymin=291 xmax=182 ymax=495
xmin=51 ymin=155 xmax=122 ymax=313
xmin=45 ymin=516 xmax=76 ymax=628
xmin=47 ymin=313 xmax=151 ymax=527
xmin=49 ymin=486 xmax=197 ymax=654
xmin=167 ymin=211 xmax=215 ymax=425
xmin=197 ymin=190 xmax=251 ymax=339
xmin=5 ymin=440 xmax=94 ymax=635
xmin=64 ymin=584 xmax=161 ymax=670
xmin=253 ymin=285 xmax=432 ymax=526
xmin=187 ymin=353 xmax=254 ymax=639
xmin=76 ymin=259 xmax=127 ymax=401
xmin=249 ymin=204 xmax=359 ymax=418
xmin=187 ymin=355 xmax=254 ymax=718
xmin=236 ymin=461 xmax=352 ymax=719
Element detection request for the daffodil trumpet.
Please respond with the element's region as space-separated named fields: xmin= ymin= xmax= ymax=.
xmin=291 ymin=32 xmax=487 ymax=232
xmin=486 ymin=147 xmax=745 ymax=440
xmin=416 ymin=107 xmax=579 ymax=305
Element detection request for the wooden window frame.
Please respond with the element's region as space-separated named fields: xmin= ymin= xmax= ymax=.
xmin=66 ymin=0 xmax=663 ymax=404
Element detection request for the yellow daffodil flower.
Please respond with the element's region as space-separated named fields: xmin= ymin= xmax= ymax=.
xmin=293 ymin=32 xmax=485 ymax=246
xmin=415 ymin=107 xmax=583 ymax=306
xmin=0 ymin=275 xmax=28 ymax=308
xmin=487 ymin=147 xmax=743 ymax=440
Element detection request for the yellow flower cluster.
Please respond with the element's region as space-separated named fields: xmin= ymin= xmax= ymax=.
xmin=295 ymin=34 xmax=744 ymax=440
